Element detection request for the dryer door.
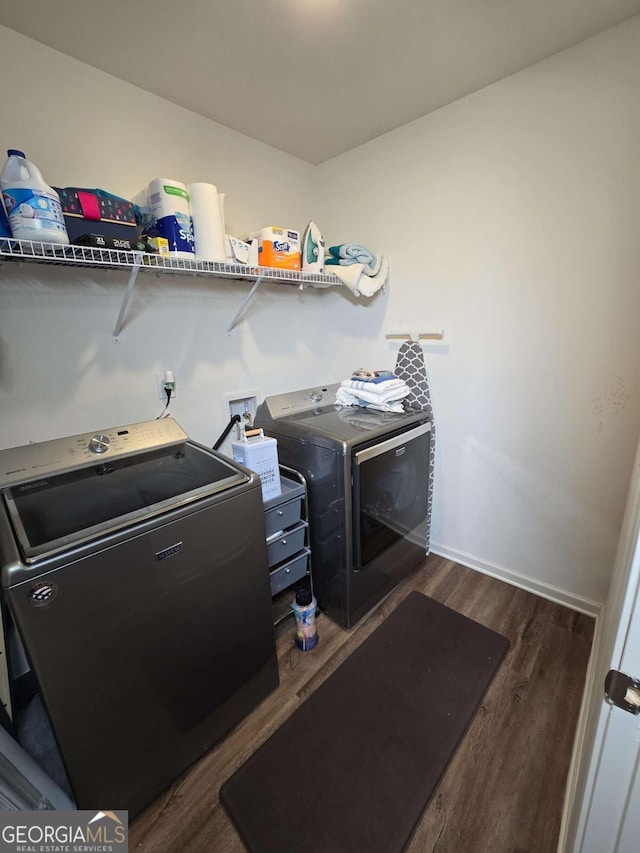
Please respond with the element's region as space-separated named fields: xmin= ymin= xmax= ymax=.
xmin=353 ymin=423 xmax=431 ymax=570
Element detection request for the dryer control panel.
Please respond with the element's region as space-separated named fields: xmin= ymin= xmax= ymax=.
xmin=0 ymin=419 xmax=189 ymax=488
xmin=257 ymin=383 xmax=340 ymax=419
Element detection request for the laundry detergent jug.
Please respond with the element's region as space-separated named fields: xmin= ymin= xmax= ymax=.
xmin=0 ymin=150 xmax=69 ymax=244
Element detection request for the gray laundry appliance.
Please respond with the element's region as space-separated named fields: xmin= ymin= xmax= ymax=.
xmin=0 ymin=418 xmax=278 ymax=817
xmin=255 ymin=384 xmax=432 ymax=629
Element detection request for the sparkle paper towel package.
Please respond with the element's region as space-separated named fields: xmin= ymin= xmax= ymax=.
xmin=231 ymin=429 xmax=281 ymax=501
xmin=137 ymin=179 xmax=195 ymax=259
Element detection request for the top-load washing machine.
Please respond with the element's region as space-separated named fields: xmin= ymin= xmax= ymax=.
xmin=255 ymin=384 xmax=432 ymax=629
xmin=0 ymin=418 xmax=278 ymax=817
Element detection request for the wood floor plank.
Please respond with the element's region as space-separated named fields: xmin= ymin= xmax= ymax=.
xmin=129 ymin=556 xmax=594 ymax=853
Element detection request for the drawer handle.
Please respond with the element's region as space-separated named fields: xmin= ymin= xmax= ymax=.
xmin=281 ymin=539 xmax=287 ymax=545
xmin=277 ymin=510 xmax=284 ymax=516
xmin=285 ymin=568 xmax=290 ymax=574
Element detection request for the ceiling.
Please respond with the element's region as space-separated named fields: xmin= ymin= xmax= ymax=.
xmin=2 ymin=0 xmax=640 ymax=164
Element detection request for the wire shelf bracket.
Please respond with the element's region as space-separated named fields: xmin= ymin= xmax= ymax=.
xmin=226 ymin=276 xmax=265 ymax=335
xmin=112 ymin=253 xmax=144 ymax=341
xmin=0 ymin=238 xmax=345 ymax=339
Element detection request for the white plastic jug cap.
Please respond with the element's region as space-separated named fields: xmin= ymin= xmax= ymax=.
xmin=7 ymin=150 xmax=25 ymax=158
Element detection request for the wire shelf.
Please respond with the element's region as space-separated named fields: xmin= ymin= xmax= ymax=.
xmin=0 ymin=238 xmax=341 ymax=286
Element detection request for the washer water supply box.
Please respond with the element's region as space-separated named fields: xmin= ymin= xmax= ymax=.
xmin=53 ymin=186 xmax=138 ymax=244
xmin=231 ymin=429 xmax=282 ymax=500
xmin=250 ymin=226 xmax=301 ymax=271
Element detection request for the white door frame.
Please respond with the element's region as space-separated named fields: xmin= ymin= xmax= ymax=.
xmin=559 ymin=437 xmax=640 ymax=851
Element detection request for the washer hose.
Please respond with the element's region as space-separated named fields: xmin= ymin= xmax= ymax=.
xmin=213 ymin=414 xmax=241 ymax=451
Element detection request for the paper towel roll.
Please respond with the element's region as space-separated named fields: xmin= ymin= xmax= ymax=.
xmin=188 ymin=182 xmax=226 ymax=262
xmin=218 ymin=192 xmax=226 ymax=237
xmin=147 ymin=178 xmax=194 ymax=259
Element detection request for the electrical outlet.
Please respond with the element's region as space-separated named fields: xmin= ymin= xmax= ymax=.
xmin=157 ymin=370 xmax=177 ymax=400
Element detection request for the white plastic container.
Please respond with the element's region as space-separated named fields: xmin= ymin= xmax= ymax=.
xmin=0 ymin=150 xmax=69 ymax=244
xmin=231 ymin=429 xmax=282 ymax=501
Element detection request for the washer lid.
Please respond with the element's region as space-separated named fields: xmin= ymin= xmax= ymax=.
xmin=2 ymin=441 xmax=247 ymax=563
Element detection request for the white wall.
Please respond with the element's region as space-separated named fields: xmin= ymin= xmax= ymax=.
xmin=0 ymin=26 xmax=386 ymax=454
xmin=1 ymin=20 xmax=639 ymax=606
xmin=315 ymin=17 xmax=640 ymax=605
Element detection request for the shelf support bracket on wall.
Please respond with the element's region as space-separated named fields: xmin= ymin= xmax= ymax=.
xmin=226 ymin=275 xmax=264 ymax=335
xmin=112 ymin=253 xmax=144 ymax=341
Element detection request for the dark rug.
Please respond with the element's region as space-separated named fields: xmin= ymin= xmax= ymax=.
xmin=220 ymin=591 xmax=509 ymax=853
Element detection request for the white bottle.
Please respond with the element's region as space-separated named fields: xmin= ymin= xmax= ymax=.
xmin=0 ymin=150 xmax=69 ymax=245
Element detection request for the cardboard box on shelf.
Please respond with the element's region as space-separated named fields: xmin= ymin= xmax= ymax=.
xmin=53 ymin=187 xmax=138 ymax=244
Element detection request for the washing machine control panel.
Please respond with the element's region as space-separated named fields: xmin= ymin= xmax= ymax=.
xmin=0 ymin=419 xmax=190 ymax=488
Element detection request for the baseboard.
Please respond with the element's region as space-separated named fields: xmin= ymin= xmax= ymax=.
xmin=430 ymin=542 xmax=602 ymax=617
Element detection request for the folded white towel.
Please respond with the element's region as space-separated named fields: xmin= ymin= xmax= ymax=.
xmin=341 ymin=381 xmax=409 ymax=405
xmin=330 ymin=256 xmax=389 ymax=297
xmin=341 ymin=378 xmax=407 ymax=396
xmin=329 ymin=264 xmax=363 ymax=295
xmin=359 ymin=257 xmax=389 ymax=293
xmin=335 ymin=382 xmax=410 ymax=411
xmin=335 ymin=388 xmax=407 ymax=413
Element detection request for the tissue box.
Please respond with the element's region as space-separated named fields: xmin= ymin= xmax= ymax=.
xmin=53 ymin=187 xmax=138 ymax=244
xmin=250 ymin=226 xmax=300 ymax=271
xmin=231 ymin=429 xmax=281 ymax=500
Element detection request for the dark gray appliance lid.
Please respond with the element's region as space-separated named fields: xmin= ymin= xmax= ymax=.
xmin=255 ymin=384 xmax=431 ymax=451
xmin=1 ymin=437 xmax=247 ymax=563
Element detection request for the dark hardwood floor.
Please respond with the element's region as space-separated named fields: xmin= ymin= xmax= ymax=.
xmin=129 ymin=555 xmax=595 ymax=853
